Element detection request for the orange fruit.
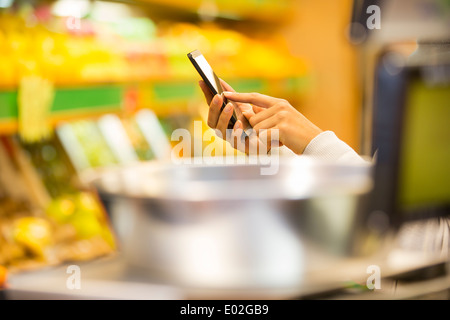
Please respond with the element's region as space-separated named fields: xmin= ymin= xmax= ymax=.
xmin=0 ymin=265 xmax=7 ymax=288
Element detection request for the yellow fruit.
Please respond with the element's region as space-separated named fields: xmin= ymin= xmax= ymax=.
xmin=46 ymin=197 xmax=76 ymax=223
xmin=75 ymin=192 xmax=101 ymax=213
xmin=70 ymin=211 xmax=103 ymax=240
xmin=13 ymin=217 xmax=53 ymax=257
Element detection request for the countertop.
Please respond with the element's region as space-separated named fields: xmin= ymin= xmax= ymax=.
xmin=3 ymin=246 xmax=449 ymax=300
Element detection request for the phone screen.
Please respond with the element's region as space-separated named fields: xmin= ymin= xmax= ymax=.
xmin=193 ymin=54 xmax=223 ymax=95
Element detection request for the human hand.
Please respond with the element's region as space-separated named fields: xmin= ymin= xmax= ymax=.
xmin=223 ymin=91 xmax=322 ymax=155
xmin=199 ymin=80 xmax=269 ymax=155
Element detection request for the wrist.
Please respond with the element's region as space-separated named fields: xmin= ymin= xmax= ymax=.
xmin=291 ymin=127 xmax=323 ymax=155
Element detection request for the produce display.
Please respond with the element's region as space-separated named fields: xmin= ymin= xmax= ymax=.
xmin=61 ymin=120 xmax=119 ymax=169
xmin=0 ymin=136 xmax=115 ymax=272
xmin=0 ymin=2 xmax=306 ymax=88
xmin=0 ymin=0 xmax=309 ymax=277
xmin=0 ymin=8 xmax=162 ymax=87
xmin=0 ymin=105 xmax=191 ymax=273
xmin=119 ymin=116 xmax=155 ymax=161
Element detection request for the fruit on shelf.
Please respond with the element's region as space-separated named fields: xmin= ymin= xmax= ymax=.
xmin=0 ymin=10 xmax=164 ymax=87
xmin=12 ymin=216 xmax=53 ymax=258
xmin=0 ymin=3 xmax=307 ymax=87
xmin=46 ymin=196 xmax=76 ymax=224
xmin=46 ymin=192 xmax=115 ymax=243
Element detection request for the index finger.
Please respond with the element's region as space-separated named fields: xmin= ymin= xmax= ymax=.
xmin=223 ymin=92 xmax=282 ymax=109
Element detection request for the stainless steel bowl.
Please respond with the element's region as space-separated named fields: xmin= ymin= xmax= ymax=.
xmin=85 ymin=156 xmax=374 ymax=290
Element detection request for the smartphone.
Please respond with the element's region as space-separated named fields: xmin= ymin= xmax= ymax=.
xmin=187 ymin=49 xmax=237 ymax=128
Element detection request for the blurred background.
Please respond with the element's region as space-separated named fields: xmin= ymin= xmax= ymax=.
xmin=0 ymin=0 xmax=449 ymax=298
xmin=0 ymin=0 xmax=363 ymax=273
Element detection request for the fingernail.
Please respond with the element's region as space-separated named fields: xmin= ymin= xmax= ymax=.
xmin=234 ymin=121 xmax=242 ymax=129
xmin=224 ymin=103 xmax=232 ymax=113
xmin=223 ymin=91 xmax=234 ymax=96
xmin=211 ymin=94 xmax=220 ymax=106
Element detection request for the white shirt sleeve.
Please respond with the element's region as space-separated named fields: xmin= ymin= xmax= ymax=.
xmin=271 ymin=131 xmax=369 ymax=165
xmin=302 ymin=131 xmax=368 ymax=164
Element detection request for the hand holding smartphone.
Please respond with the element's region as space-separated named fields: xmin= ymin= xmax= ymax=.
xmin=187 ymin=50 xmax=238 ymax=128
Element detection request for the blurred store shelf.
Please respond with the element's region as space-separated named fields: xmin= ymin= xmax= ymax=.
xmin=0 ymin=85 xmax=124 ymax=135
xmin=120 ymin=0 xmax=293 ymax=23
xmin=0 ymin=76 xmax=308 ymax=134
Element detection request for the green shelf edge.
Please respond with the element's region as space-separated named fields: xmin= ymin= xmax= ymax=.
xmin=149 ymin=78 xmax=268 ymax=102
xmin=146 ymin=77 xmax=307 ymax=103
xmin=0 ymin=76 xmax=308 ymax=122
xmin=0 ymin=91 xmax=18 ymax=120
xmin=0 ymin=85 xmax=125 ymax=121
